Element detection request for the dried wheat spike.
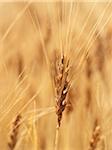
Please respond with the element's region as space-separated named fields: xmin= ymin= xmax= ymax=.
xmin=8 ymin=114 xmax=21 ymax=150
xmin=55 ymin=54 xmax=70 ymax=128
xmin=88 ymin=121 xmax=101 ymax=150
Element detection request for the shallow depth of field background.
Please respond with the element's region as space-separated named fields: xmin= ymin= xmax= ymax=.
xmin=0 ymin=1 xmax=112 ymax=150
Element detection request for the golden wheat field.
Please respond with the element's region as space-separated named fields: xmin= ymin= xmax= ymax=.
xmin=1 ymin=1 xmax=112 ymax=150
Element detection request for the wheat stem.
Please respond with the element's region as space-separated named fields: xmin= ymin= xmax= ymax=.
xmin=54 ymin=126 xmax=59 ymax=150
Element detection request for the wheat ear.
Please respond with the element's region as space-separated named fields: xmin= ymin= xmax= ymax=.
xmin=54 ymin=54 xmax=70 ymax=150
xmin=8 ymin=114 xmax=21 ymax=150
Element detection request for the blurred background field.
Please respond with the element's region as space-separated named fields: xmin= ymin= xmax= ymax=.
xmin=0 ymin=1 xmax=112 ymax=150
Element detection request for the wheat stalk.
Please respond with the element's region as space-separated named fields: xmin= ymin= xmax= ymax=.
xmin=8 ymin=114 xmax=21 ymax=150
xmin=55 ymin=54 xmax=70 ymax=127
xmin=88 ymin=120 xmax=101 ymax=150
xmin=54 ymin=53 xmax=70 ymax=149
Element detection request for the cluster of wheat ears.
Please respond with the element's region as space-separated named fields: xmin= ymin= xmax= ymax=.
xmin=0 ymin=1 xmax=112 ymax=150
